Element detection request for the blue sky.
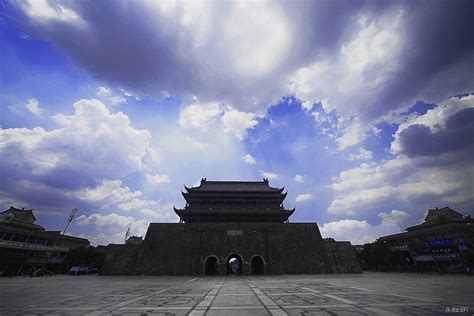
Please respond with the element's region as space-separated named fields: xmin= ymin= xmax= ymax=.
xmin=1 ymin=0 xmax=473 ymax=245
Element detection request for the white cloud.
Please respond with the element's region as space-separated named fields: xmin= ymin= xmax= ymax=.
xmin=76 ymin=212 xmax=137 ymax=227
xmin=75 ymin=212 xmax=149 ymax=245
xmin=378 ymin=210 xmax=409 ymax=225
xmin=76 ymin=180 xmax=141 ymax=207
xmin=145 ymin=174 xmax=170 ymax=184
xmin=372 ymin=126 xmax=382 ymax=135
xmin=184 ymin=136 xmax=208 ymax=150
xmin=294 ymin=174 xmax=304 ymax=183
xmin=295 ymin=193 xmax=313 ymax=203
xmin=331 ymin=159 xmax=407 ymax=192
xmin=146 ymin=147 xmax=161 ymax=165
xmin=242 ymin=154 xmax=256 ymax=164
xmin=178 ymin=101 xmax=221 ymax=130
xmin=311 ymin=111 xmax=327 ymax=124
xmin=347 ymin=148 xmax=373 ymax=161
xmin=336 ymin=120 xmax=365 ymax=150
xmin=319 ymin=219 xmax=401 ymax=244
xmin=96 ymin=86 xmax=111 ymax=97
xmin=0 ymin=99 xmax=151 ymax=211
xmin=221 ymin=108 xmax=258 ymax=140
xmin=13 ymin=1 xmax=473 ymax=125
xmin=328 ymin=156 xmax=472 ymax=216
xmin=48 ymin=99 xmax=150 ymax=172
xmin=289 ymin=10 xmax=403 ymax=121
xmin=328 ymin=95 xmax=474 ymax=217
xmin=18 ymin=0 xmax=86 ymax=27
xmin=24 ymin=98 xmax=43 ymax=116
xmin=147 ymin=112 xmax=247 ymax=184
xmin=260 ymin=171 xmax=279 ymax=180
xmin=108 ymin=95 xmax=125 ymax=105
xmin=222 ymin=1 xmax=292 ymax=78
xmin=96 ymin=86 xmax=126 ymax=105
xmin=75 ymin=203 xmax=177 ymax=245
xmin=139 ymin=206 xmax=175 ymax=221
xmin=117 ymin=198 xmax=160 ymax=211
xmin=139 ymin=208 xmax=160 ymax=218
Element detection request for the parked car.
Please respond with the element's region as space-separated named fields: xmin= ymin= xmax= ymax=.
xmin=86 ymin=268 xmax=98 ymax=274
xmin=69 ymin=266 xmax=88 ymax=275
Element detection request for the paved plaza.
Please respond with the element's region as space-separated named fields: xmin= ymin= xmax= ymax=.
xmin=1 ymin=272 xmax=473 ymax=315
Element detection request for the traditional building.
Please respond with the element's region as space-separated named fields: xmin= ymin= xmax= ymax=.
xmin=0 ymin=206 xmax=90 ymax=276
xmin=101 ymin=179 xmax=361 ymax=275
xmin=174 ymin=178 xmax=294 ymax=223
xmin=368 ymin=207 xmax=473 ymax=272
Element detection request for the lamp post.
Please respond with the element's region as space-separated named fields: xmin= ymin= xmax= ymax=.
xmin=63 ymin=208 xmax=78 ymax=235
xmin=58 ymin=208 xmax=78 ymax=274
xmin=124 ymin=225 xmax=131 ymax=243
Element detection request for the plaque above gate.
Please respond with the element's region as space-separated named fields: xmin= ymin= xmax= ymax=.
xmin=227 ymin=230 xmax=243 ymax=236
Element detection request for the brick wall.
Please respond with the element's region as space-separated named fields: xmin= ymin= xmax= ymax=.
xmin=101 ymin=223 xmax=361 ymax=275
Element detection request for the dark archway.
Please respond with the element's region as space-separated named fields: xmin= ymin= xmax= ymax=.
xmin=226 ymin=253 xmax=243 ymax=275
xmin=251 ymin=255 xmax=265 ymax=275
xmin=204 ymin=256 xmax=219 ymax=275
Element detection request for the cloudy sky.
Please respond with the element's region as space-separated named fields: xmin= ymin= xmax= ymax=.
xmin=1 ymin=0 xmax=473 ymax=245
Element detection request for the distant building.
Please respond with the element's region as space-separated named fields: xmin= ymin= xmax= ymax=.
xmin=361 ymin=207 xmax=473 ymax=273
xmin=0 ymin=206 xmax=90 ymax=276
xmin=101 ymin=178 xmax=361 ymax=275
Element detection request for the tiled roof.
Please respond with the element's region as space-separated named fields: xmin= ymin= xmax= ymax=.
xmin=185 ymin=179 xmax=283 ymax=192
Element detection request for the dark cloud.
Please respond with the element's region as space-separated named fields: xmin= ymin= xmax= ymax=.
xmin=9 ymin=0 xmax=472 ymax=118
xmin=372 ymin=0 xmax=474 ymax=119
xmin=397 ymin=107 xmax=474 ymax=157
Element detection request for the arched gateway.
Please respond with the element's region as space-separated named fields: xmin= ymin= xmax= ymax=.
xmin=173 ymin=178 xmax=296 ymax=275
xmin=204 ymin=256 xmax=218 ymax=275
xmin=251 ymin=255 xmax=265 ymax=275
xmin=101 ymin=178 xmax=362 ymax=275
xmin=226 ymin=253 xmax=243 ymax=275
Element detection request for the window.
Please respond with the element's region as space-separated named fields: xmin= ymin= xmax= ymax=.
xmin=26 ymin=236 xmax=37 ymax=244
xmin=2 ymin=232 xmax=13 ymax=240
xmin=12 ymin=234 xmax=27 ymax=242
xmin=46 ymin=239 xmax=56 ymax=246
xmin=36 ymin=238 xmax=47 ymax=245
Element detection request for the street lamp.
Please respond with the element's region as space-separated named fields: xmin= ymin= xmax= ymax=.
xmin=63 ymin=208 xmax=78 ymax=235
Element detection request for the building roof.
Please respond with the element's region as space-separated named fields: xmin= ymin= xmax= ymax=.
xmin=175 ymin=179 xmax=294 ymax=223
xmin=0 ymin=206 xmax=45 ymax=231
xmin=406 ymin=206 xmax=468 ymax=232
xmin=184 ymin=178 xmax=284 ymax=193
xmin=424 ymin=206 xmax=463 ymax=222
xmin=0 ymin=206 xmax=90 ymax=246
xmin=377 ymin=207 xmax=472 ymax=242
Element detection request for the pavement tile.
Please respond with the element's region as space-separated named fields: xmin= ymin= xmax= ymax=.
xmin=1 ymin=273 xmax=473 ymax=315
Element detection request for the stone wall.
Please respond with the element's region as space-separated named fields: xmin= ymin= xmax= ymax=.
xmin=324 ymin=238 xmax=362 ymax=273
xmin=101 ymin=223 xmax=361 ymax=275
xmin=100 ymin=244 xmax=143 ymax=275
xmin=102 ymin=222 xmax=328 ymax=275
xmin=140 ymin=222 xmax=327 ymax=275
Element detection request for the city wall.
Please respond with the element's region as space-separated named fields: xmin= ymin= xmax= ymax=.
xmin=101 ymin=223 xmax=361 ymax=275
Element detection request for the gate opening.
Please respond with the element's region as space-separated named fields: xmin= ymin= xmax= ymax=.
xmin=205 ymin=256 xmax=218 ymax=275
xmin=226 ymin=254 xmax=243 ymax=275
xmin=251 ymin=256 xmax=265 ymax=275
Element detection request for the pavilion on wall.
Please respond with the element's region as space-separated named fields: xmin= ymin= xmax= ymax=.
xmin=174 ymin=178 xmax=294 ymax=223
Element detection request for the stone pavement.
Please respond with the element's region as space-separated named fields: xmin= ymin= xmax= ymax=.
xmin=1 ymin=272 xmax=473 ymax=315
